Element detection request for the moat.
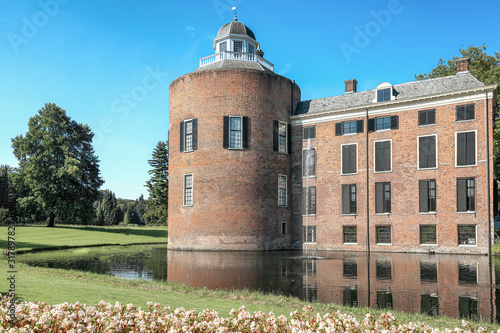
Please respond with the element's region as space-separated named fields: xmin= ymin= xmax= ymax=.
xmin=18 ymin=245 xmax=500 ymax=322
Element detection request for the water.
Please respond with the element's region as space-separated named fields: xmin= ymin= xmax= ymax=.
xmin=18 ymin=246 xmax=500 ymax=322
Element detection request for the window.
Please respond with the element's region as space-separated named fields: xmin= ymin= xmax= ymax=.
xmin=219 ymin=41 xmax=227 ymax=52
xmin=302 ymin=148 xmax=316 ymax=177
xmin=342 ymin=185 xmax=357 ymax=215
xmin=343 ymin=288 xmax=358 ymax=307
xmin=343 ymin=258 xmax=357 ymax=278
xmin=421 ymin=294 xmax=439 ymax=317
xmin=281 ymin=222 xmax=287 ymax=235
xmin=368 ymin=115 xmax=398 ymax=131
xmin=375 ymin=182 xmax=391 ymax=214
xmin=419 ymin=180 xmax=436 ymax=213
xmin=248 ymin=43 xmax=255 ymax=54
xmin=459 ymin=297 xmax=478 ymax=320
xmin=233 ymin=40 xmax=242 ymax=52
xmin=374 ymin=140 xmax=391 ymax=172
xmin=458 ymin=225 xmax=476 ymax=245
xmin=223 ymin=116 xmax=249 ymax=149
xmin=376 ymin=292 xmax=393 ymax=309
xmin=456 ymin=131 xmax=476 ymax=166
xmin=303 ymin=126 xmax=316 ymax=140
xmin=273 ymin=121 xmax=290 ymax=154
xmin=341 ymin=144 xmax=357 ymax=175
xmin=278 ymin=175 xmax=287 ymax=207
xmin=343 ymin=225 xmax=357 ymax=243
xmin=418 ymin=135 xmax=437 ymax=169
xmin=458 ymin=262 xmax=477 ymax=284
xmin=376 ymin=225 xmax=391 ymax=244
xmin=376 ymin=259 xmax=392 ymax=279
xmin=457 ymin=178 xmax=475 ymax=212
xmin=420 ymin=225 xmax=437 ymax=244
xmin=419 ymin=109 xmax=436 ymax=126
xmin=303 ymin=225 xmax=316 ymax=243
xmin=302 ymin=186 xmax=316 ymax=215
xmin=377 ymin=88 xmax=391 ymax=102
xmin=456 ymin=104 xmax=475 ymax=121
xmin=335 ymin=120 xmax=364 ymax=135
xmin=183 ymin=174 xmax=193 ymax=206
xmin=420 ymin=261 xmax=438 ymax=282
xmin=180 ymin=119 xmax=198 ymax=152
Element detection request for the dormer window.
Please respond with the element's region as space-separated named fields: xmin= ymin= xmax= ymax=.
xmin=374 ymin=82 xmax=394 ymax=102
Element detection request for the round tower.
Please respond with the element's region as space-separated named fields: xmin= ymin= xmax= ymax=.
xmin=168 ymin=17 xmax=300 ymax=250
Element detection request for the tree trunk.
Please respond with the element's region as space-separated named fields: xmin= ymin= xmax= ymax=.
xmin=47 ymin=214 xmax=55 ymax=227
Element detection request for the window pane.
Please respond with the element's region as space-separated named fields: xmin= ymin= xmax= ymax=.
xmin=343 ymin=225 xmax=357 ymax=243
xmin=278 ymin=122 xmax=287 ymax=153
xmin=343 ymin=121 xmax=357 ymax=134
xmin=183 ymin=174 xmax=193 ymax=206
xmin=303 ymin=225 xmax=316 ymax=243
xmin=302 ymin=149 xmax=316 ymax=177
xmin=233 ymin=41 xmax=242 ymax=52
xmin=375 ymin=141 xmax=391 ymax=172
xmin=420 ymin=225 xmax=436 ymax=244
xmin=219 ymin=41 xmax=227 ymax=52
xmin=342 ymin=144 xmax=357 ymax=174
xmin=419 ymin=136 xmax=436 ymax=169
xmin=376 ymin=225 xmax=391 ymax=244
xmin=375 ymin=116 xmax=391 ymax=131
xmin=229 ymin=117 xmax=242 ymax=148
xmin=458 ymin=225 xmax=476 ymax=245
xmin=278 ymin=175 xmax=287 ymax=207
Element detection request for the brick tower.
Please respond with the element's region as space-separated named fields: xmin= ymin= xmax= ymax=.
xmin=168 ymin=16 xmax=300 ymax=250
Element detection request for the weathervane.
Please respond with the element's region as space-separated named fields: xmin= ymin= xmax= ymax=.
xmin=232 ymin=6 xmax=237 ymax=21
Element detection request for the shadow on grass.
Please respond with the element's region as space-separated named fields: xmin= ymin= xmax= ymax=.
xmin=56 ymin=226 xmax=167 ymax=238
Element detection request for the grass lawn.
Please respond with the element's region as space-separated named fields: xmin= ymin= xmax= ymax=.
xmin=0 ymin=225 xmax=167 ymax=253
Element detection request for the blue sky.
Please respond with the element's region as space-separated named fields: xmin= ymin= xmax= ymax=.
xmin=1 ymin=0 xmax=499 ymax=200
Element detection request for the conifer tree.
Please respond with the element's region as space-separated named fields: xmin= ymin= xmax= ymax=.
xmin=145 ymin=141 xmax=168 ymax=225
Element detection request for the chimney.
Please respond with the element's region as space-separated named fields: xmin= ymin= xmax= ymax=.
xmin=456 ymin=58 xmax=470 ymax=74
xmin=345 ymin=79 xmax=357 ymax=94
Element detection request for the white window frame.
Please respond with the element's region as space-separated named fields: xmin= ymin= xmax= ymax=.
xmin=183 ymin=173 xmax=194 ymax=207
xmin=376 ymin=225 xmax=392 ymax=245
xmin=341 ymin=143 xmax=358 ymax=175
xmin=303 ymin=225 xmax=316 ymax=244
xmin=228 ymin=116 xmax=243 ymax=149
xmin=373 ymin=82 xmax=395 ymax=103
xmin=278 ymin=121 xmax=288 ymax=154
xmin=182 ymin=119 xmax=195 ymax=153
xmin=458 ymin=225 xmax=477 ymax=246
xmin=455 ymin=130 xmax=477 ymax=167
xmin=374 ymin=139 xmax=392 ymax=173
xmin=278 ymin=174 xmax=287 ymax=207
xmin=232 ymin=40 xmax=243 ymax=52
xmin=417 ymin=134 xmax=438 ymax=170
xmin=302 ymin=147 xmax=317 ymax=178
xmin=218 ymin=41 xmax=227 ymax=53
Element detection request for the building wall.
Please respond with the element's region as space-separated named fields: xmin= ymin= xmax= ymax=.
xmin=168 ymin=68 xmax=300 ymax=250
xmin=293 ymin=91 xmax=495 ymax=254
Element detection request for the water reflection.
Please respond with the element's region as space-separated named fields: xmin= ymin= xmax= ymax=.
xmin=18 ymin=247 xmax=498 ymax=322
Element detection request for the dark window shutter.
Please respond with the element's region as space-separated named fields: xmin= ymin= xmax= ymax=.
xmin=418 ymin=137 xmax=425 ymax=168
xmin=180 ymin=121 xmax=184 ymax=152
xmin=466 ymin=105 xmax=475 ymax=119
xmin=457 ymin=178 xmax=467 ymax=212
xmin=421 ymin=294 xmax=431 ymax=314
xmin=466 ymin=132 xmax=475 ymax=165
xmin=375 ymin=183 xmax=384 ymax=213
xmin=368 ymin=118 xmax=375 ymax=132
xmin=418 ymin=111 xmax=425 ymax=126
xmin=223 ymin=116 xmax=229 ymax=149
xmin=335 ymin=122 xmax=342 ymax=136
xmin=383 ymin=141 xmax=391 ymax=171
xmin=429 ymin=110 xmax=436 ymax=124
xmin=419 ymin=180 xmax=429 ymax=212
xmin=342 ymin=146 xmax=349 ymax=174
xmin=342 ymin=184 xmax=350 ymax=214
xmin=310 ymin=186 xmax=316 ymax=215
xmin=356 ymin=119 xmax=364 ymax=133
xmin=428 ymin=136 xmax=436 ymax=168
xmin=273 ymin=120 xmax=278 ymax=152
xmin=375 ymin=142 xmax=383 ymax=172
xmin=456 ymin=106 xmax=464 ymax=121
xmin=287 ymin=124 xmax=292 ymax=154
xmin=457 ymin=133 xmax=466 ymax=165
xmin=310 ymin=126 xmax=316 ymax=139
xmin=242 ymin=116 xmax=249 ymax=148
xmin=192 ymin=118 xmax=198 ymax=151
xmin=350 ymin=145 xmax=357 ymax=173
xmin=391 ymin=115 xmax=399 ymax=129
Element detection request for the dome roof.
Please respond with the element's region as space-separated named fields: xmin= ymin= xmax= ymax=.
xmin=216 ymin=18 xmax=256 ymax=40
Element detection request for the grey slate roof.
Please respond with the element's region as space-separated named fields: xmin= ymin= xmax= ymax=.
xmin=217 ymin=20 xmax=256 ymax=40
xmin=194 ymin=59 xmax=272 ymax=73
xmin=295 ymin=73 xmax=485 ymax=115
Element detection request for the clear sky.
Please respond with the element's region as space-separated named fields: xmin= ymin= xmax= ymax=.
xmin=1 ymin=0 xmax=499 ymax=200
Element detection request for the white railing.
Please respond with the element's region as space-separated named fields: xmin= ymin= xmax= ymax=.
xmin=199 ymin=51 xmax=274 ymax=71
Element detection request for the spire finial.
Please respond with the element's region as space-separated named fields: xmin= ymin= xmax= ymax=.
xmin=232 ymin=7 xmax=237 ymax=21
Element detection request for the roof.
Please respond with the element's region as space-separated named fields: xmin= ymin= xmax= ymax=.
xmin=216 ymin=19 xmax=256 ymax=40
xmin=295 ymin=73 xmax=486 ymax=115
xmin=194 ymin=59 xmax=273 ymax=73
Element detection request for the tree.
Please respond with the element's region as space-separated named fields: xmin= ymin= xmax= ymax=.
xmin=144 ymin=141 xmax=168 ymax=225
xmin=11 ymin=103 xmax=104 ymax=227
xmin=0 ymin=165 xmax=17 ymax=223
xmin=96 ymin=190 xmax=119 ymax=225
xmin=415 ymin=45 xmax=500 ymax=177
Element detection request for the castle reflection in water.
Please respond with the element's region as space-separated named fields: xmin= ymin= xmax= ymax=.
xmin=167 ymin=251 xmax=497 ymax=322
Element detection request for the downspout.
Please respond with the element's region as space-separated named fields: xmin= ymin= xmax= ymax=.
xmin=291 ymin=80 xmax=295 ymax=115
xmin=366 ymin=108 xmax=370 ymax=254
xmin=485 ymin=93 xmax=493 ymax=322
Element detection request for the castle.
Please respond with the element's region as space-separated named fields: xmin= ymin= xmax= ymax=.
xmin=168 ymin=17 xmax=497 ymax=254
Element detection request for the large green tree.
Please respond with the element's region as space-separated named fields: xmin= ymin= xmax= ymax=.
xmin=12 ymin=103 xmax=104 ymax=227
xmin=144 ymin=141 xmax=168 ymax=225
xmin=96 ymin=190 xmax=119 ymax=225
xmin=0 ymin=165 xmax=17 ymax=224
xmin=415 ymin=45 xmax=500 ymax=177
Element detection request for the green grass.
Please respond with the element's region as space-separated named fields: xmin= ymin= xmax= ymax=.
xmin=1 ymin=260 xmax=498 ymax=331
xmin=0 ymin=225 xmax=167 ymax=253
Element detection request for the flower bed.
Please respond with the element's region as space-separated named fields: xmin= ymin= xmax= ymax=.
xmin=1 ymin=295 xmax=494 ymax=332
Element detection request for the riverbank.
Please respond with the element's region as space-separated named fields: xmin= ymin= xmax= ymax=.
xmin=0 ymin=225 xmax=167 ymax=253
